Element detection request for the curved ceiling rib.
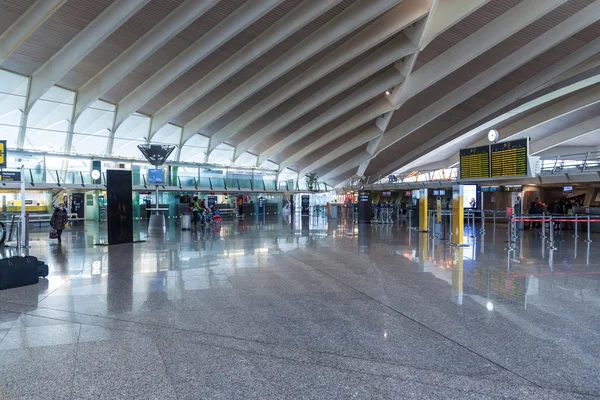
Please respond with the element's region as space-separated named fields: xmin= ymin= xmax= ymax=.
xmin=1 ymin=0 xmax=598 ymax=180
xmin=277 ymin=97 xmax=394 ymax=171
xmin=208 ymin=0 xmax=430 ymax=153
xmin=178 ymin=0 xmax=403 ymax=147
xmin=112 ymin=0 xmax=281 ymax=133
xmin=150 ymin=0 xmax=344 ymax=140
xmin=25 ymin=0 xmax=150 ymax=114
xmin=366 ymin=1 xmax=600 ymax=180
xmin=259 ymin=67 xmax=405 ymax=166
xmin=72 ymin=0 xmax=220 ymax=123
xmin=233 ymin=1 xmax=430 ymax=161
xmin=0 ymin=0 xmax=66 ymax=65
xmin=315 ymin=0 xmax=599 ymax=184
xmin=376 ymin=39 xmax=600 ymax=177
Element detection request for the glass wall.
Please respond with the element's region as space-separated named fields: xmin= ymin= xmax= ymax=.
xmin=0 ymin=69 xmax=279 ymax=170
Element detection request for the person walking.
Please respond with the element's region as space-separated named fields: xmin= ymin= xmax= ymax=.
xmin=50 ymin=203 xmax=69 ymax=244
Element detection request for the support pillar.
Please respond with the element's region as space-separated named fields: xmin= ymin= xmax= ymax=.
xmin=452 ymin=185 xmax=465 ymax=245
xmin=418 ymin=188 xmax=428 ymax=231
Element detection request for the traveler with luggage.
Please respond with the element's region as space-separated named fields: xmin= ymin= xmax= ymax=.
xmin=50 ymin=203 xmax=69 ymax=244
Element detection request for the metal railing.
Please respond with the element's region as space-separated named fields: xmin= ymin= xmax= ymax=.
xmin=539 ymin=151 xmax=600 ymax=175
xmin=0 ymin=168 xmax=331 ymax=192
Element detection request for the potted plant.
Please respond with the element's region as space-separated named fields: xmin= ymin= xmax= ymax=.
xmin=305 ymin=172 xmax=319 ymax=192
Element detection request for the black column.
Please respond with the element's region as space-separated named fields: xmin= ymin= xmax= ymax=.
xmin=358 ymin=191 xmax=372 ymax=223
xmin=106 ymin=169 xmax=133 ymax=245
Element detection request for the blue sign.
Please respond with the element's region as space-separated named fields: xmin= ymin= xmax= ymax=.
xmin=258 ymin=197 xmax=264 ymax=215
xmin=148 ymin=168 xmax=163 ymax=184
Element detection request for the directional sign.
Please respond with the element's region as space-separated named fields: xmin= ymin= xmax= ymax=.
xmin=0 ymin=140 xmax=6 ymax=168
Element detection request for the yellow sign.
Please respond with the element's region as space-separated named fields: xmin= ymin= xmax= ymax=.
xmin=436 ymin=197 xmax=441 ymax=224
xmin=0 ymin=140 xmax=5 ymax=168
xmin=452 ymin=185 xmax=464 ymax=245
xmin=419 ymin=189 xmax=428 ymax=231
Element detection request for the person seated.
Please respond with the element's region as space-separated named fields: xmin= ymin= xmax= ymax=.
xmin=211 ymin=205 xmax=222 ymax=223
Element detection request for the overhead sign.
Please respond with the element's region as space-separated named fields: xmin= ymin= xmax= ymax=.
xmin=490 ymin=138 xmax=528 ymax=178
xmin=0 ymin=171 xmax=21 ymax=181
xmin=458 ymin=139 xmax=529 ymax=180
xmin=459 ymin=145 xmax=490 ymax=179
xmin=147 ymin=168 xmax=163 ymax=183
xmin=0 ymin=140 xmax=6 ymax=168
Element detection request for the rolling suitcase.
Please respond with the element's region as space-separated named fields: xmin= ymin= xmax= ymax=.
xmin=0 ymin=257 xmax=39 ymax=290
xmin=22 ymin=255 xmax=49 ymax=277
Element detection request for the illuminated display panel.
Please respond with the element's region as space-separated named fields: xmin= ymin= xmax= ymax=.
xmin=459 ymin=146 xmax=490 ymax=179
xmin=490 ymin=139 xmax=528 ymax=178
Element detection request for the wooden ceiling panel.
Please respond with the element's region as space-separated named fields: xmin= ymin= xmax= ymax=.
xmin=0 ymin=0 xmax=37 ymax=37
xmin=270 ymin=97 xmax=378 ymax=164
xmin=387 ymin=1 xmax=595 ymax=132
xmin=312 ymin=144 xmax=366 ymax=177
xmin=225 ymin=33 xmax=398 ymax=147
xmin=194 ymin=0 xmax=363 ymax=137
xmin=246 ymin=70 xmax=380 ymax=156
xmin=203 ymin=21 xmax=382 ymax=141
xmin=139 ymin=0 xmax=300 ymax=119
xmin=57 ymin=0 xmax=185 ymax=91
xmin=291 ymin=123 xmax=371 ymax=172
xmin=413 ymin=0 xmax=522 ymax=71
xmin=2 ymin=0 xmax=114 ymax=76
xmin=103 ymin=0 xmax=246 ymax=104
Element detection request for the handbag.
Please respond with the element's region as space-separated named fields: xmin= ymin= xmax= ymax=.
xmin=49 ymin=230 xmax=58 ymax=239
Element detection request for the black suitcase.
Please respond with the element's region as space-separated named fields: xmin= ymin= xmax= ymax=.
xmin=22 ymin=255 xmax=49 ymax=277
xmin=0 ymin=257 xmax=39 ymax=290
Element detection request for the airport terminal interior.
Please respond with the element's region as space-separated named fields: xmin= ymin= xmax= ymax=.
xmin=1 ymin=0 xmax=600 ymax=398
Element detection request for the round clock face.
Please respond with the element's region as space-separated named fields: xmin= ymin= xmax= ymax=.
xmin=488 ymin=129 xmax=499 ymax=142
xmin=91 ymin=170 xmax=101 ymax=180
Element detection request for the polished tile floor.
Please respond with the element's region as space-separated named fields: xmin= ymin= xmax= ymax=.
xmin=0 ymin=215 xmax=599 ymax=399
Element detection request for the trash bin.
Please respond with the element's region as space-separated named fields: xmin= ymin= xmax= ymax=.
xmin=181 ymin=214 xmax=191 ymax=230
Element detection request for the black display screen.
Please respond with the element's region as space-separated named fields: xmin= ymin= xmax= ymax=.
xmin=106 ymin=170 xmax=133 ymax=245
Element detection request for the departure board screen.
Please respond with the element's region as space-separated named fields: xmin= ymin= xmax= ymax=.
xmin=490 ymin=139 xmax=528 ymax=178
xmin=459 ymin=146 xmax=490 ymax=179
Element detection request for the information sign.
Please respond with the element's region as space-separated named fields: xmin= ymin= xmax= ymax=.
xmin=459 ymin=145 xmax=490 ymax=179
xmin=490 ymin=138 xmax=528 ymax=178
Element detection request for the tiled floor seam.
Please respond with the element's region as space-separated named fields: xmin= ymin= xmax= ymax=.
xmin=3 ymin=300 xmax=594 ymax=398
xmin=35 ymin=252 xmax=109 ymax=305
xmin=285 ymin=251 xmax=544 ymax=389
xmin=0 ymin=300 xmax=532 ymax=392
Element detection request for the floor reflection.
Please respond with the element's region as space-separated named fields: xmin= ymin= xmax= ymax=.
xmin=2 ymin=216 xmax=600 ymax=396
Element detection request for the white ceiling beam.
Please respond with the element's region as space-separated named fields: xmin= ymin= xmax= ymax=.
xmin=321 ymin=151 xmax=373 ymax=182
xmin=111 ymin=0 xmax=280 ymax=132
xmin=418 ymin=0 xmax=490 ymax=48
xmin=536 ymin=146 xmax=598 ymax=158
xmin=0 ymin=0 xmax=66 ymax=64
xmin=208 ymin=0 xmax=430 ymax=152
xmin=357 ymin=0 xmax=487 ymax=175
xmin=234 ymin=36 xmax=417 ymax=161
xmin=374 ymin=2 xmax=600 ymax=158
xmin=179 ymin=0 xmax=403 ymax=143
xmin=150 ymin=0 xmax=344 ymax=140
xmin=26 ymin=0 xmax=150 ymax=112
xmin=379 ymin=38 xmax=600 ymax=176
xmin=259 ymin=67 xmax=404 ymax=165
xmin=529 ymin=116 xmax=600 ymax=155
xmin=443 ymin=86 xmax=600 ymax=166
xmin=358 ymin=49 xmax=420 ymax=175
xmin=276 ymin=97 xmax=395 ymax=171
xmin=389 ymin=0 xmax=567 ymax=107
xmin=72 ymin=0 xmax=220 ymax=122
xmin=299 ymin=126 xmax=382 ymax=176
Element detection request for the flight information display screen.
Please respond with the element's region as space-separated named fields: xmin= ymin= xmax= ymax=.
xmin=490 ymin=139 xmax=528 ymax=178
xmin=459 ymin=145 xmax=490 ymax=179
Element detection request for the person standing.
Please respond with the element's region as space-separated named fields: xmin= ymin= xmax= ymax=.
xmin=50 ymin=203 xmax=69 ymax=244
